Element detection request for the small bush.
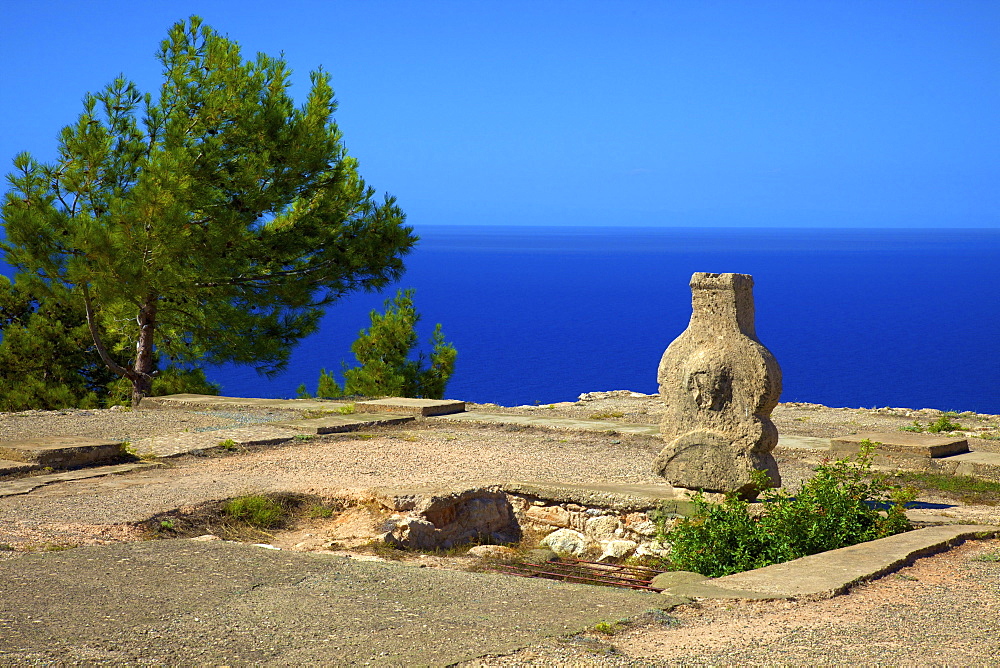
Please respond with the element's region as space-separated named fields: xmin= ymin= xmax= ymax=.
xmin=222 ymin=495 xmax=287 ymax=529
xmin=657 ymin=441 xmax=915 ymax=577
xmin=927 ymin=415 xmax=962 ymax=433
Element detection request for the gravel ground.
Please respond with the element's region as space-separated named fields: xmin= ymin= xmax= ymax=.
xmin=0 ymin=406 xmax=295 ymax=443
xmin=465 ymin=537 xmax=1000 ymax=666
xmin=2 ymin=396 xmax=999 ymax=664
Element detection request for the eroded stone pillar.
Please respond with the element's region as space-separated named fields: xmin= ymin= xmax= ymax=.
xmin=654 ymin=272 xmax=782 ymax=498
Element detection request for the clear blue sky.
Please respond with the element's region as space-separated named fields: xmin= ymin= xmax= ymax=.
xmin=2 ymin=0 xmax=997 ymax=228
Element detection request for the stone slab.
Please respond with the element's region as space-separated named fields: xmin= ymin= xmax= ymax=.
xmin=659 ymin=524 xmax=999 ymax=601
xmin=0 ymin=462 xmax=162 ymax=497
xmin=830 ymin=432 xmax=969 ymax=459
xmin=435 ymin=411 xmax=661 ymax=435
xmin=353 ymin=397 xmax=466 ymax=416
xmin=140 ymin=394 xmax=352 ymax=413
xmin=271 ymin=413 xmax=415 ymax=434
xmin=0 ymin=458 xmax=39 ymax=477
xmin=0 ymin=437 xmax=126 ymax=469
xmin=775 ymin=435 xmax=830 ymax=451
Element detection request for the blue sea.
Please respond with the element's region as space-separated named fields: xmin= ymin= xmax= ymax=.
xmin=213 ymin=226 xmax=1000 ymax=415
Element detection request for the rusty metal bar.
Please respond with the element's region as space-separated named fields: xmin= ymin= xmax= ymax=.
xmin=493 ymin=562 xmax=664 ymax=592
xmin=495 ymin=566 xmax=662 ymax=592
xmin=520 ymin=560 xmax=663 ymax=582
xmin=559 ymin=558 xmax=666 ymax=576
xmin=505 ymin=562 xmax=650 ymax=585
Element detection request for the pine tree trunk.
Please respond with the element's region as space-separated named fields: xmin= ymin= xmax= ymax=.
xmin=131 ymin=296 xmax=158 ymax=407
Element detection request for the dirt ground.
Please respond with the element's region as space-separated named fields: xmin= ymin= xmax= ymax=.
xmin=1 ymin=395 xmax=999 ymax=665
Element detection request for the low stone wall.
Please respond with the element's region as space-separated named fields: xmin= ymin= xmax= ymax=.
xmin=370 ymin=483 xmax=687 ymax=561
xmin=508 ymin=493 xmax=676 ymax=561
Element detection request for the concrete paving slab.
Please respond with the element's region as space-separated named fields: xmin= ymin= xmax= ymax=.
xmin=0 ymin=437 xmax=125 ymax=469
xmin=659 ymin=524 xmax=999 ymax=601
xmin=0 ymin=459 xmax=38 ymax=477
xmin=131 ymin=425 xmax=302 ymax=458
xmin=271 ymin=413 xmax=414 ymax=434
xmin=141 ymin=393 xmax=351 ymax=413
xmin=436 ymin=411 xmax=662 ymax=435
xmin=354 ymin=397 xmax=466 ymax=416
xmin=0 ymin=462 xmax=162 ymax=497
xmin=499 ymin=480 xmax=698 ymax=515
xmin=831 ymin=432 xmax=970 ymax=458
xmin=775 ymin=435 xmax=830 ymax=451
xmin=0 ymin=540 xmax=677 ymax=666
xmin=435 ymin=413 xmax=847 ymax=453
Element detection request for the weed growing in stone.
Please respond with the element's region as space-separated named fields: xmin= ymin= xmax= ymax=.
xmin=307 ymin=504 xmax=336 ymax=519
xmin=589 ymin=411 xmax=625 ymax=420
xmin=222 ymin=494 xmax=288 ymax=529
xmin=972 ymin=551 xmax=1000 ymax=563
xmin=592 ymin=620 xmax=629 ymax=635
xmin=655 ymin=441 xmax=915 ymax=577
xmin=217 ymin=438 xmax=238 ymax=451
xmin=889 ymin=471 xmax=1000 ymax=506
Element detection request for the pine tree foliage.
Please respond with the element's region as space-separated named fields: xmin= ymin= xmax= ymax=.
xmin=0 ymin=275 xmax=219 ymax=411
xmin=1 ymin=17 xmax=415 ymax=406
xmin=0 ymin=276 xmax=111 ymax=410
xmin=302 ymin=289 xmax=456 ymax=399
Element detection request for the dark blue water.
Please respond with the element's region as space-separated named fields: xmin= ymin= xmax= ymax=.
xmin=212 ymin=226 xmax=1000 ymax=414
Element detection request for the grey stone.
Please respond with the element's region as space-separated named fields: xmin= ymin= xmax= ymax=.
xmin=655 ymin=273 xmax=782 ymax=498
xmin=585 ymin=515 xmax=622 ymax=541
xmin=650 ymin=570 xmax=710 ymax=590
xmin=467 ymin=545 xmax=519 ymax=560
xmin=598 ymin=539 xmax=638 ymax=561
xmin=540 ymin=528 xmax=593 ymax=558
xmin=378 ymin=488 xmax=521 ymax=550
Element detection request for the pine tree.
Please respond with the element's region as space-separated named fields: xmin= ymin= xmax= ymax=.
xmin=301 ymin=289 xmax=457 ymax=399
xmin=1 ymin=17 xmax=415 ymax=406
xmin=343 ymin=289 xmax=457 ymax=399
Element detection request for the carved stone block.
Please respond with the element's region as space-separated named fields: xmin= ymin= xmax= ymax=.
xmin=655 ymin=272 xmax=782 ymax=498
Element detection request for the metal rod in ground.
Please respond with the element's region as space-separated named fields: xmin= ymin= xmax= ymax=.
xmin=510 ymin=561 xmax=652 ymax=584
xmin=495 ymin=564 xmax=663 ymax=591
xmin=518 ymin=562 xmax=654 ymax=585
xmin=560 ymin=558 xmax=667 ymax=575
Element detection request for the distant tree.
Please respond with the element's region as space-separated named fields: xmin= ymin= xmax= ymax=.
xmin=1 ymin=17 xmax=415 ymax=407
xmin=299 ymin=289 xmax=457 ymax=399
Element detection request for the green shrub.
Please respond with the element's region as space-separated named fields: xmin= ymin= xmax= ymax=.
xmin=657 ymin=441 xmax=915 ymax=577
xmin=927 ymin=415 xmax=962 ymax=433
xmin=222 ymin=495 xmax=287 ymax=529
